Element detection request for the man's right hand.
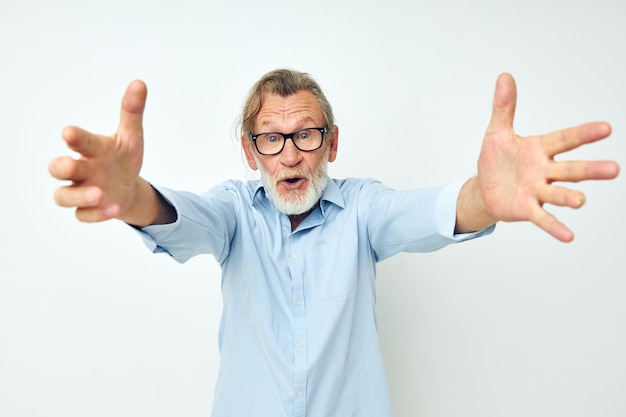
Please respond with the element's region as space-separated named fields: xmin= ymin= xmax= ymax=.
xmin=49 ymin=80 xmax=175 ymax=226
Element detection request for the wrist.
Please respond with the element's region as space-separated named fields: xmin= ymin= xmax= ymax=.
xmin=455 ymin=176 xmax=497 ymax=234
xmin=118 ymin=178 xmax=175 ymax=227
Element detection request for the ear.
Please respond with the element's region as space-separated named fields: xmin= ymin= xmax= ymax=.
xmin=241 ymin=135 xmax=258 ymax=170
xmin=327 ymin=125 xmax=339 ymax=162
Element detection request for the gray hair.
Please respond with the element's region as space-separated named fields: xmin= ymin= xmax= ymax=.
xmin=239 ymin=69 xmax=335 ymax=139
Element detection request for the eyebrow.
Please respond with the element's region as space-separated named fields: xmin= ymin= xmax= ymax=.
xmin=257 ymin=116 xmax=318 ymax=131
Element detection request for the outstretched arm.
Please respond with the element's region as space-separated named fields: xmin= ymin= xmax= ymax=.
xmin=456 ymin=73 xmax=620 ymax=242
xmin=49 ymin=81 xmax=176 ymax=227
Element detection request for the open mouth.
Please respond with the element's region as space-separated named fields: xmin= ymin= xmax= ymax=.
xmin=280 ymin=176 xmax=306 ymax=189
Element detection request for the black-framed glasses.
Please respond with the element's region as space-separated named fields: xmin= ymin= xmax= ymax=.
xmin=250 ymin=126 xmax=328 ymax=156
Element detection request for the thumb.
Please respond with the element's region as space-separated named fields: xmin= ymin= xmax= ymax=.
xmin=487 ymin=73 xmax=517 ymax=133
xmin=118 ymin=80 xmax=147 ymax=138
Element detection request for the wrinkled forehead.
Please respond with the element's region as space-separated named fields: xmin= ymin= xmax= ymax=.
xmin=255 ymin=91 xmax=325 ymax=132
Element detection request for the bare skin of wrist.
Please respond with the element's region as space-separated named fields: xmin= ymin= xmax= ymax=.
xmin=121 ymin=178 xmax=177 ymax=227
xmin=455 ymin=176 xmax=497 ymax=234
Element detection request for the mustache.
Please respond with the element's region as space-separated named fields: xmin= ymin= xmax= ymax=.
xmin=275 ymin=169 xmax=311 ymax=182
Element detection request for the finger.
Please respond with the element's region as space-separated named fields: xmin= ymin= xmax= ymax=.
xmin=529 ymin=205 xmax=574 ymax=243
xmin=486 ymin=72 xmax=517 ymax=134
xmin=541 ymin=122 xmax=612 ymax=156
xmin=75 ymin=204 xmax=120 ymax=223
xmin=118 ymin=80 xmax=147 ymax=140
xmin=48 ymin=156 xmax=89 ymax=182
xmin=547 ymin=160 xmax=621 ymax=183
xmin=537 ymin=184 xmax=585 ymax=209
xmin=62 ymin=126 xmax=108 ymax=158
xmin=54 ymin=185 xmax=103 ymax=208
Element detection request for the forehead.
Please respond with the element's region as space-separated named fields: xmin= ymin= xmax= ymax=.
xmin=255 ymin=90 xmax=324 ymax=131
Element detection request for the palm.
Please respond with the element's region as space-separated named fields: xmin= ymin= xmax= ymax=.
xmin=476 ymin=73 xmax=619 ymax=242
xmin=479 ymin=129 xmax=548 ymax=223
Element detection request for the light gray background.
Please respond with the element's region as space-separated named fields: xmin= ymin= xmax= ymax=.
xmin=1 ymin=0 xmax=624 ymax=416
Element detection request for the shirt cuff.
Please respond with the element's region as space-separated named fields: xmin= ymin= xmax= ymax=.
xmin=131 ymin=186 xmax=183 ymax=255
xmin=436 ymin=180 xmax=495 ymax=242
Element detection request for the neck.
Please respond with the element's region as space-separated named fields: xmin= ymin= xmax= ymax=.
xmin=288 ymin=206 xmax=316 ymax=232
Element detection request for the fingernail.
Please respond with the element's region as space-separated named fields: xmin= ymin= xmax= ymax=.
xmin=573 ymin=194 xmax=585 ymax=208
xmin=85 ymin=189 xmax=99 ymax=205
xmin=103 ymin=205 xmax=119 ymax=219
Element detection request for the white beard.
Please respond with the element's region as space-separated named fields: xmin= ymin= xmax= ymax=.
xmin=255 ymin=149 xmax=329 ymax=215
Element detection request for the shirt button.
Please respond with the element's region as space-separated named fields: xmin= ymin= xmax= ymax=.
xmin=296 ymin=389 xmax=304 ymax=397
xmin=288 ymin=254 xmax=295 ymax=260
xmin=297 ymin=340 xmax=304 ymax=349
xmin=295 ymin=298 xmax=304 ymax=306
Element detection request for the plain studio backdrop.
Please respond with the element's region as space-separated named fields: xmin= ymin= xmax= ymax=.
xmin=1 ymin=0 xmax=624 ymax=416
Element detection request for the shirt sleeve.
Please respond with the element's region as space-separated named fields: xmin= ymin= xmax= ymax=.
xmin=365 ymin=180 xmax=495 ymax=262
xmin=133 ymin=184 xmax=239 ymax=264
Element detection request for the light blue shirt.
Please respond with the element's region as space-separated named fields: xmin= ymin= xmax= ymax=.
xmin=138 ymin=178 xmax=492 ymax=417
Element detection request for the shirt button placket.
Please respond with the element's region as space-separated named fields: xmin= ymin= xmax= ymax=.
xmin=287 ymin=236 xmax=307 ymax=417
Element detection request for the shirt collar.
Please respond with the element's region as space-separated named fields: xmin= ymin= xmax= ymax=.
xmin=251 ymin=178 xmax=345 ymax=213
xmin=319 ymin=178 xmax=345 ymax=212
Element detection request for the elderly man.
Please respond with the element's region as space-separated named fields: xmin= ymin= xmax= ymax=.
xmin=49 ymin=69 xmax=619 ymax=417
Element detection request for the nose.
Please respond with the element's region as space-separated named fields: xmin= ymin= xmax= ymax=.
xmin=279 ymin=138 xmax=303 ymax=166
